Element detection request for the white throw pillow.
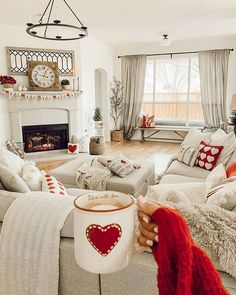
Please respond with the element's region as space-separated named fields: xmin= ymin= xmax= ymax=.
xmin=0 ymin=147 xmax=25 ymax=175
xmin=146 ymin=182 xmax=210 ymax=205
xmin=71 ymin=135 xmax=89 ymax=153
xmin=0 ymin=164 xmax=30 ymax=193
xmin=210 ymin=129 xmax=236 ymax=166
xmin=206 ymin=177 xmax=236 ymax=210
xmin=181 ymin=128 xmax=212 ymax=149
xmin=205 ymin=164 xmax=227 ymax=189
xmin=21 ymin=162 xmax=42 ymax=191
xmin=177 ymin=145 xmax=198 ymax=167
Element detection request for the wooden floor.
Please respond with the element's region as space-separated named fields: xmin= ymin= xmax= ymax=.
xmin=36 ymin=141 xmax=180 ymax=174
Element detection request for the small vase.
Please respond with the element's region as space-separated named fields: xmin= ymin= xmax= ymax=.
xmin=3 ymin=84 xmax=13 ymax=91
xmin=62 ymin=85 xmax=70 ymax=91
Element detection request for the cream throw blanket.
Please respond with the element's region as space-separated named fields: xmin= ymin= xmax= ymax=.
xmin=76 ymin=158 xmax=112 ymax=191
xmin=0 ymin=192 xmax=73 ymax=295
xmin=181 ymin=204 xmax=236 ymax=278
xmin=148 ymin=190 xmax=236 ymax=278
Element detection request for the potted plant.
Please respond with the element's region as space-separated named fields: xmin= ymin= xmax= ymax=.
xmin=110 ymin=77 xmax=124 ymax=141
xmin=93 ymin=107 xmax=103 ymax=129
xmin=0 ymin=75 xmax=17 ymax=90
xmin=61 ymin=79 xmax=70 ymax=91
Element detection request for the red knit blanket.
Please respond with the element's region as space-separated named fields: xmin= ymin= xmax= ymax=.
xmin=151 ymin=208 xmax=229 ymax=295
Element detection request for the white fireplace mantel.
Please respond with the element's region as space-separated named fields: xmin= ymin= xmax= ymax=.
xmin=7 ymin=92 xmax=83 ymax=143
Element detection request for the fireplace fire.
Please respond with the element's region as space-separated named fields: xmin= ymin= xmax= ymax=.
xmin=22 ymin=124 xmax=69 ymax=153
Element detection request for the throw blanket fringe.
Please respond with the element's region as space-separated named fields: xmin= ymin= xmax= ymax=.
xmin=0 ymin=192 xmax=73 ymax=295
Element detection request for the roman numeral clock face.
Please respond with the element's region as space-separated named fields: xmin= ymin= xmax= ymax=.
xmin=32 ymin=65 xmax=55 ymax=88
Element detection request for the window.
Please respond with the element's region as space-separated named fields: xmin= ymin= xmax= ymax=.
xmin=142 ymin=55 xmax=204 ymax=126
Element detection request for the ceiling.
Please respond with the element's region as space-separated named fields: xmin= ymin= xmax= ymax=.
xmin=1 ymin=0 xmax=236 ymax=47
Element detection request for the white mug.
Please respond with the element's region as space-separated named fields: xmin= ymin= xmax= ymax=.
xmin=74 ymin=191 xmax=137 ymax=274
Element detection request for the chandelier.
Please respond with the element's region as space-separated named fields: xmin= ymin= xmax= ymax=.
xmin=26 ymin=0 xmax=88 ymax=41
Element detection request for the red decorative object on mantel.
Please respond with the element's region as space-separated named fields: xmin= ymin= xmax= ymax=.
xmin=0 ymin=75 xmax=16 ymax=85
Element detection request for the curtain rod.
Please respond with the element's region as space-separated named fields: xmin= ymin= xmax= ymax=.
xmin=117 ymin=48 xmax=234 ymax=58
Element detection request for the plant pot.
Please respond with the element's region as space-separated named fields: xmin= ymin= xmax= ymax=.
xmin=94 ymin=121 xmax=104 ymax=129
xmin=111 ymin=130 xmax=124 ymax=142
xmin=62 ymin=85 xmax=70 ymax=91
xmin=3 ymin=83 xmax=14 ymax=90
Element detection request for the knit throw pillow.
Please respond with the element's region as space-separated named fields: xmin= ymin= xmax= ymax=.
xmin=99 ymin=155 xmax=140 ymax=178
xmin=177 ymin=145 xmax=198 ymax=167
xmin=195 ymin=141 xmax=223 ymax=171
xmin=42 ymin=174 xmax=68 ymax=196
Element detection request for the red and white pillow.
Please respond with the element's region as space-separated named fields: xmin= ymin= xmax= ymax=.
xmin=195 ymin=141 xmax=224 ymax=171
xmin=68 ymin=143 xmax=79 ymax=154
xmin=99 ymin=155 xmax=141 ymax=178
xmin=42 ymin=174 xmax=68 ymax=196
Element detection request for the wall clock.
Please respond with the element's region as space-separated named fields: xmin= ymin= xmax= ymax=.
xmin=28 ymin=61 xmax=61 ymax=91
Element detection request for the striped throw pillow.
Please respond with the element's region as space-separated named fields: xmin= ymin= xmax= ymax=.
xmin=177 ymin=145 xmax=198 ymax=167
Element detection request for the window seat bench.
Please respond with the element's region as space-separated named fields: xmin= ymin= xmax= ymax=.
xmin=134 ymin=126 xmax=203 ymax=143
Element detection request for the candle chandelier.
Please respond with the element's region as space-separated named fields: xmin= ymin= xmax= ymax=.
xmin=26 ymin=0 xmax=88 ymax=41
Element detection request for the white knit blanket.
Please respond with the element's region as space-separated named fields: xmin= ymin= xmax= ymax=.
xmin=76 ymin=158 xmax=112 ymax=191
xmin=0 ymin=192 xmax=74 ymax=295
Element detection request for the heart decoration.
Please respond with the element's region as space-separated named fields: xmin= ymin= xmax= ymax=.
xmin=107 ymin=160 xmax=112 ymax=163
xmin=86 ymin=224 xmax=122 ymax=257
xmin=207 ymin=156 xmax=214 ymax=163
xmin=200 ymin=153 xmax=206 ymax=160
xmin=199 ymin=144 xmax=205 ymax=150
xmin=121 ymin=160 xmax=127 ymax=164
xmin=205 ymin=163 xmax=213 ymax=170
xmin=211 ymin=148 xmax=219 ymax=155
xmin=204 ymin=146 xmax=211 ymax=152
xmin=199 ymin=160 xmax=204 ymax=167
xmin=68 ymin=144 xmax=77 ymax=153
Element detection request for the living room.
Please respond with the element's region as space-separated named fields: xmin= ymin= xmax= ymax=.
xmin=0 ymin=1 xmax=236 ymax=294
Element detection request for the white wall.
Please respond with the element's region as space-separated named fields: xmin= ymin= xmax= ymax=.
xmin=79 ymin=37 xmax=114 ymax=140
xmin=114 ymin=35 xmax=236 ymax=140
xmin=0 ymin=24 xmax=114 ymax=144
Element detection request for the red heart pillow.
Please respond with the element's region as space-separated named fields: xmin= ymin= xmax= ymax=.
xmin=195 ymin=141 xmax=224 ymax=171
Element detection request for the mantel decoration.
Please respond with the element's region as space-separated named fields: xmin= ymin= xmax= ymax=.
xmin=110 ymin=77 xmax=124 ymax=142
xmin=1 ymin=89 xmax=82 ymax=101
xmin=26 ymin=0 xmax=88 ymax=41
xmin=0 ymin=75 xmax=17 ymax=90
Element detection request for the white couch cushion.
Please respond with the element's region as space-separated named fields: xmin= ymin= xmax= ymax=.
xmin=146 ymin=182 xmax=209 ymax=204
xmin=181 ymin=128 xmax=212 ymax=148
xmin=160 ymin=174 xmax=206 ymax=184
xmin=210 ymin=129 xmax=236 ymax=166
xmin=0 ymin=147 xmax=25 ymax=175
xmin=0 ymin=164 xmax=30 ymax=193
xmin=166 ymin=160 xmax=210 ymax=179
xmin=21 ymin=162 xmax=42 ymax=191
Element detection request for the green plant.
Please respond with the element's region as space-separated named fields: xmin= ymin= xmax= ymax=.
xmin=93 ymin=107 xmax=103 ymax=121
xmin=61 ymin=79 xmax=70 ymax=86
xmin=110 ymin=77 xmax=124 ymax=130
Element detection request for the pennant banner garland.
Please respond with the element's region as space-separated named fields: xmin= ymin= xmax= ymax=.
xmin=1 ymin=90 xmax=82 ymax=101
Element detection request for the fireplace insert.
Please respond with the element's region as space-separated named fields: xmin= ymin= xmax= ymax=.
xmin=22 ymin=124 xmax=69 ymax=153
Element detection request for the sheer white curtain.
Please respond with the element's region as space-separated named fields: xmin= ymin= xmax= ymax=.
xmin=198 ymin=49 xmax=230 ymax=128
xmin=121 ymin=55 xmax=147 ymax=138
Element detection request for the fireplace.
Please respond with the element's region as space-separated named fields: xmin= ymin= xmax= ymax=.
xmin=22 ymin=124 xmax=69 ymax=153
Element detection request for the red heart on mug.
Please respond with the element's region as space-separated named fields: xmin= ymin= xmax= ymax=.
xmin=68 ymin=145 xmax=77 ymax=153
xmin=86 ymin=224 xmax=122 ymax=256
